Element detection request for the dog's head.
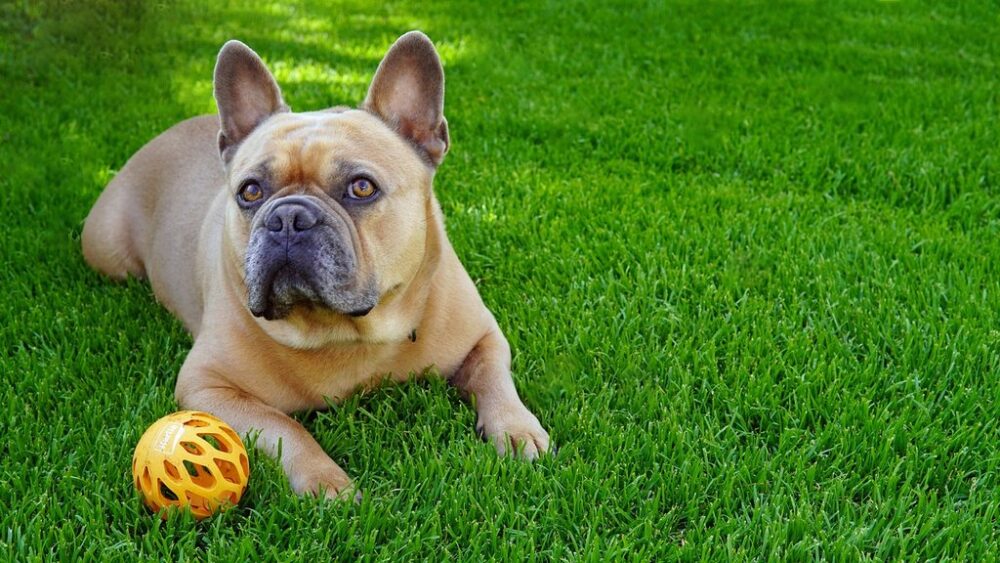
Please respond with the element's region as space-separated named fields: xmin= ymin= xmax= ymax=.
xmin=212 ymin=32 xmax=449 ymax=339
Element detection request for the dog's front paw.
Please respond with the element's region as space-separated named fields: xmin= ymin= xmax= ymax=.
xmin=476 ymin=403 xmax=550 ymax=460
xmin=289 ymin=457 xmax=360 ymax=503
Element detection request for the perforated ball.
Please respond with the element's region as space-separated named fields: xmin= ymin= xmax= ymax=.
xmin=132 ymin=411 xmax=249 ymax=519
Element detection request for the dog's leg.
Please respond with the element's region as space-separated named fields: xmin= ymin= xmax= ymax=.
xmin=450 ymin=328 xmax=550 ymax=459
xmin=174 ymin=358 xmax=356 ymax=501
xmin=81 ymin=167 xmax=147 ymax=280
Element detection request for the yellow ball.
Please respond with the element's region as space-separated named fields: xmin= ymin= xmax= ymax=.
xmin=132 ymin=411 xmax=249 ymax=519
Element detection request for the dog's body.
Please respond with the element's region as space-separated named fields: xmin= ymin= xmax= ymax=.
xmin=82 ymin=33 xmax=548 ymax=498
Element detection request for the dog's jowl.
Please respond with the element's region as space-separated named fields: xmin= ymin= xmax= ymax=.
xmin=82 ymin=32 xmax=549 ymax=498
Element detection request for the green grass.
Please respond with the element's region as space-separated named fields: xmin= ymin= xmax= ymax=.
xmin=2 ymin=0 xmax=1000 ymax=559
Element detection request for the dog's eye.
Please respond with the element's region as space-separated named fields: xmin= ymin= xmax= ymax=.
xmin=238 ymin=182 xmax=264 ymax=203
xmin=347 ymin=178 xmax=377 ymax=200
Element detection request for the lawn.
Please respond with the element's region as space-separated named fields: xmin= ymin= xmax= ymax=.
xmin=2 ymin=0 xmax=1000 ymax=559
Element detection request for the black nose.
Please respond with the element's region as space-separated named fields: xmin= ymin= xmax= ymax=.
xmin=266 ymin=203 xmax=318 ymax=233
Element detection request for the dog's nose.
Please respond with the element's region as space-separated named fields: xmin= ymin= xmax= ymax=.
xmin=266 ymin=203 xmax=318 ymax=233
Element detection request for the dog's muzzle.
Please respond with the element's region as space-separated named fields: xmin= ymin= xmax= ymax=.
xmin=244 ymin=196 xmax=377 ymax=320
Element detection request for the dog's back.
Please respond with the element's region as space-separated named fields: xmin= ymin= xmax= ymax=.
xmin=82 ymin=114 xmax=224 ymax=330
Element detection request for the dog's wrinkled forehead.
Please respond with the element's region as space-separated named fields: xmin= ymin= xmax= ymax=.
xmin=230 ymin=109 xmax=429 ymax=188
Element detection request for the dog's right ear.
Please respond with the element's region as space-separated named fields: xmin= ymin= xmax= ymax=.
xmin=214 ymin=40 xmax=289 ymax=163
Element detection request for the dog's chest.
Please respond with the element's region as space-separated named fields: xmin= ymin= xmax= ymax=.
xmin=276 ymin=336 xmax=455 ymax=409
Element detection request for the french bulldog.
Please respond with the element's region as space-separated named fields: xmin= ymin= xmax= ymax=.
xmin=82 ymin=31 xmax=549 ymax=499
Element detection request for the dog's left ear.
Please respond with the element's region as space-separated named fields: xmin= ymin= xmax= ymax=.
xmin=363 ymin=31 xmax=449 ymax=167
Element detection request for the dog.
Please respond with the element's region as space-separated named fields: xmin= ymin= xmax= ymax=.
xmin=82 ymin=31 xmax=549 ymax=499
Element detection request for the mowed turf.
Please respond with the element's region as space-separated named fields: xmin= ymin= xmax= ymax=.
xmin=2 ymin=0 xmax=999 ymax=559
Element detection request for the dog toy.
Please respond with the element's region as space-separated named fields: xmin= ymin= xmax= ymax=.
xmin=132 ymin=410 xmax=249 ymax=519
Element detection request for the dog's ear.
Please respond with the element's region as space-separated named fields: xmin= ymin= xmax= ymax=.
xmin=214 ymin=40 xmax=289 ymax=163
xmin=363 ymin=31 xmax=449 ymax=167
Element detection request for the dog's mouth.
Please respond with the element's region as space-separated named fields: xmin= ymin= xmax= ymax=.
xmin=248 ymin=263 xmax=317 ymax=321
xmin=247 ymin=258 xmax=379 ymax=321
